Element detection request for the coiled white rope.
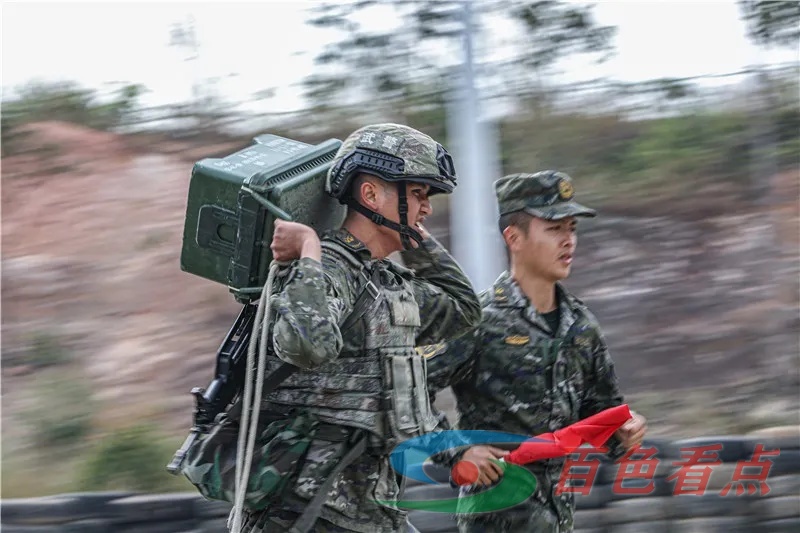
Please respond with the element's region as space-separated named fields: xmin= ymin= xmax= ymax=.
xmin=228 ymin=261 xmax=280 ymax=532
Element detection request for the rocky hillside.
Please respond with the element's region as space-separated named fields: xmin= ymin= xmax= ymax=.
xmin=2 ymin=123 xmax=798 ymax=443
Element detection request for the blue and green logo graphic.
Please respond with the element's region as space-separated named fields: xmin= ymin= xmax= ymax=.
xmin=374 ymin=430 xmax=543 ymax=513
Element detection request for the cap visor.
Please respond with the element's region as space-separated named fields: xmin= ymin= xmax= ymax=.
xmin=524 ymin=202 xmax=596 ymax=220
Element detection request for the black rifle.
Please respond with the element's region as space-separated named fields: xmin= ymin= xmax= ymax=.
xmin=166 ymin=253 xmax=381 ymax=476
xmin=166 ymin=303 xmax=257 ymax=475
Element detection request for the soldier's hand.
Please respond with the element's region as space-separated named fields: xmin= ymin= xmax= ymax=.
xmin=404 ymin=223 xmax=431 ymax=249
xmin=462 ymin=445 xmax=508 ymax=486
xmin=416 ymin=223 xmax=431 ymax=242
xmin=615 ymin=410 xmax=647 ymax=451
xmin=271 ymin=220 xmax=321 ymax=262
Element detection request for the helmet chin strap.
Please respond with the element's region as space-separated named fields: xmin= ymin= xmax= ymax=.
xmin=345 ymin=182 xmax=424 ymax=251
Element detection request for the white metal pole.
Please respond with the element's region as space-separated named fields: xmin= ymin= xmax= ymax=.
xmin=448 ymin=0 xmax=505 ymax=291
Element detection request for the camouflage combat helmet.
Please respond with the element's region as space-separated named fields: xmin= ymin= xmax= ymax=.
xmin=326 ymin=123 xmax=457 ymax=249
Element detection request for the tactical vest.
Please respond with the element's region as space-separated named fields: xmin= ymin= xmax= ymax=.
xmin=261 ymin=240 xmax=439 ymax=450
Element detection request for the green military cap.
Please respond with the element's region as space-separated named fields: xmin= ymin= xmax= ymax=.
xmin=494 ymin=170 xmax=596 ymax=220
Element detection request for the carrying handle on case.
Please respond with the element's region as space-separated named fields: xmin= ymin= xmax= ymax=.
xmin=241 ymin=187 xmax=294 ymax=222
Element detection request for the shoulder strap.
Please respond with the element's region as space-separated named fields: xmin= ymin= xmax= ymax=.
xmin=340 ymin=267 xmax=381 ymax=332
xmin=321 ymin=239 xmax=381 ymax=333
xmin=289 ymin=431 xmax=368 ymax=533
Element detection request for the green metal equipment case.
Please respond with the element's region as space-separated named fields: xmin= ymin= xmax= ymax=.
xmin=180 ymin=134 xmax=344 ymax=302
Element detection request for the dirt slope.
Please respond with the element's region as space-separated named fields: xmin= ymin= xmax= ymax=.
xmin=2 ymin=122 xmax=243 ymax=430
xmin=2 ymin=122 xmax=798 ymax=439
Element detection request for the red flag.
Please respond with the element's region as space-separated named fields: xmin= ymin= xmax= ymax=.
xmin=505 ymin=404 xmax=632 ymax=465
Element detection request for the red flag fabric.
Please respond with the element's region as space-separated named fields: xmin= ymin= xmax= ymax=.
xmin=505 ymin=404 xmax=632 ymax=465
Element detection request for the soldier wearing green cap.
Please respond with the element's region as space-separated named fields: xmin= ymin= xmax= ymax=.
xmin=238 ymin=123 xmax=481 ymax=533
xmin=427 ymin=171 xmax=647 ymax=533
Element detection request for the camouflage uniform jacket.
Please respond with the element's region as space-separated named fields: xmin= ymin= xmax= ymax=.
xmin=245 ymin=228 xmax=480 ymax=533
xmin=427 ymin=270 xmax=625 ymax=532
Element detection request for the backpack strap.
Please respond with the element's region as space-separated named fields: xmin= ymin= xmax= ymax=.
xmin=340 ymin=267 xmax=381 ymax=332
xmin=321 ymin=240 xmax=381 ymax=333
xmin=288 ymin=431 xmax=368 ymax=533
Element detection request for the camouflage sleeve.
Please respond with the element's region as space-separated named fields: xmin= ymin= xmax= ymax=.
xmin=399 ymin=234 xmax=481 ymax=346
xmin=580 ymin=332 xmax=627 ymax=460
xmin=425 ymin=330 xmax=481 ymax=469
xmin=425 ymin=328 xmax=479 ymax=394
xmin=271 ymin=257 xmax=351 ymax=370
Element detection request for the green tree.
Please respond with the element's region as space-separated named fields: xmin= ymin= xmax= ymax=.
xmin=302 ymin=1 xmax=616 ymax=112
xmin=1 ymin=81 xmax=145 ymax=156
xmin=739 ymin=0 xmax=800 ymax=48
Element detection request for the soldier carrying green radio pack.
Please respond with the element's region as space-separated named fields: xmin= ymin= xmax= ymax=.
xmin=237 ymin=123 xmax=481 ymax=533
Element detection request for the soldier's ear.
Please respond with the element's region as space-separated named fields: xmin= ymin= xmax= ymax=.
xmin=502 ymin=225 xmax=519 ymax=251
xmin=358 ymin=179 xmax=380 ymax=209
